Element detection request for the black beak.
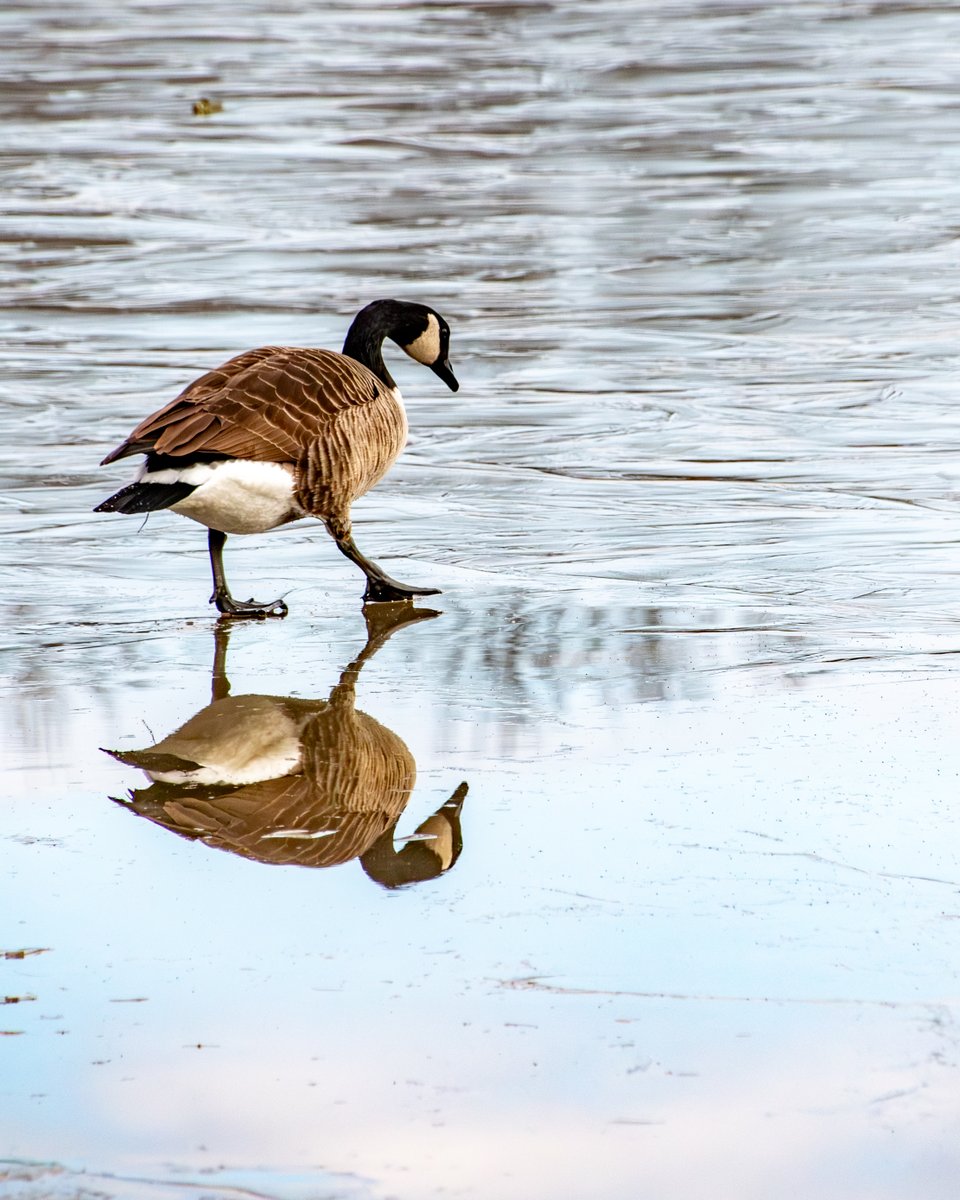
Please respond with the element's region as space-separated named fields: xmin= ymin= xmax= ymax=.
xmin=430 ymin=357 xmax=459 ymax=392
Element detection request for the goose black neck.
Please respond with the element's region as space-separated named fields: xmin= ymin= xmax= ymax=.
xmin=341 ymin=299 xmax=404 ymax=388
xmin=342 ymin=298 xmax=431 ymax=389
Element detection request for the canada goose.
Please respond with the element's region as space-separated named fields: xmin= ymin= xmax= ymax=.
xmin=107 ymin=606 xmax=468 ymax=883
xmin=95 ymin=299 xmax=459 ymax=617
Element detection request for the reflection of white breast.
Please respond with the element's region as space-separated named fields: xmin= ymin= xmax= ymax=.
xmin=135 ymin=696 xmax=310 ymax=785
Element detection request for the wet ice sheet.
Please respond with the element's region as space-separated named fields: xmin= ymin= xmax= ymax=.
xmin=4 ymin=0 xmax=960 ymax=1197
xmin=4 ymin=606 xmax=960 ymax=1200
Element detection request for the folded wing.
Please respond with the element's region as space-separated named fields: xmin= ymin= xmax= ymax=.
xmin=101 ymin=347 xmax=385 ymax=466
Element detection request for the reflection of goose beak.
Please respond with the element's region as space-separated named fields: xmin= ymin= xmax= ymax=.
xmin=430 ymin=357 xmax=459 ymax=392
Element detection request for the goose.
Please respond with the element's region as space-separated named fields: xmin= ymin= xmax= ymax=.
xmin=108 ymin=607 xmax=468 ymax=884
xmin=95 ymin=298 xmax=459 ymax=617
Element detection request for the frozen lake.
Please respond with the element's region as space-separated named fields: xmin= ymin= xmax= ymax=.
xmin=3 ymin=2 xmax=960 ymax=1196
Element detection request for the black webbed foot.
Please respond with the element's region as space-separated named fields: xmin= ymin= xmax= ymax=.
xmin=327 ymin=523 xmax=441 ymax=605
xmin=210 ymin=588 xmax=289 ymax=620
xmin=362 ymin=576 xmax=442 ymax=604
xmin=207 ymin=529 xmax=288 ymax=619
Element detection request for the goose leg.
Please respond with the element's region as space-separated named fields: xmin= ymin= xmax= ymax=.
xmin=208 ymin=529 xmax=288 ymax=619
xmin=326 ymin=517 xmax=440 ymax=603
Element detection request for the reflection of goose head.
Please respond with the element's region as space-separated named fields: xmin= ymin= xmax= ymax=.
xmin=106 ymin=604 xmax=467 ymax=884
xmin=361 ymin=781 xmax=467 ymax=888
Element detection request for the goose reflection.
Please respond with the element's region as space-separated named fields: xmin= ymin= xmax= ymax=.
xmin=107 ymin=605 xmax=467 ymax=887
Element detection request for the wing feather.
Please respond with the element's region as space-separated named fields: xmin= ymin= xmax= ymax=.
xmin=101 ymin=347 xmax=384 ymax=465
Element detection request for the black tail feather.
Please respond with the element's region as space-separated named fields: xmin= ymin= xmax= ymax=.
xmin=94 ymin=481 xmax=197 ymax=514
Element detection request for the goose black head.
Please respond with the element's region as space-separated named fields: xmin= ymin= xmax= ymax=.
xmin=391 ymin=304 xmax=459 ymax=392
xmin=343 ymin=299 xmax=459 ymax=392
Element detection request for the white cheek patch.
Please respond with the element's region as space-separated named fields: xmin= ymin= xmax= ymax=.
xmin=403 ymin=314 xmax=442 ymax=365
xmin=410 ymin=813 xmax=455 ymax=868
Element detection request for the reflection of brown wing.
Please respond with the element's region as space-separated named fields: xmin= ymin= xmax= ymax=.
xmin=150 ymin=776 xmax=403 ymax=868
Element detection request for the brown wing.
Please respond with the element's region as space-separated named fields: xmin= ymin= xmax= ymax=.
xmin=101 ymin=346 xmax=384 ymax=465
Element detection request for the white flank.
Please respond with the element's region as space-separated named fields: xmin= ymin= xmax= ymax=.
xmin=137 ymin=459 xmax=302 ymax=535
xmin=136 ymin=462 xmax=220 ymax=487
